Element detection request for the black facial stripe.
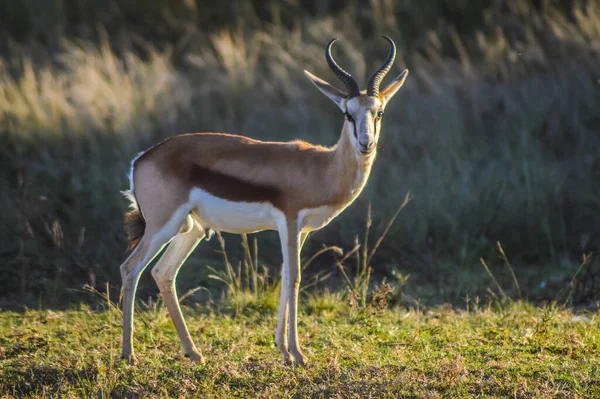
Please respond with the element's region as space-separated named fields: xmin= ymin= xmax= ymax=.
xmin=345 ymin=110 xmax=357 ymax=138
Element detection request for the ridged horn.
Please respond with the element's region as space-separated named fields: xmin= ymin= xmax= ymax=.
xmin=325 ymin=38 xmax=361 ymax=98
xmin=366 ymin=36 xmax=396 ymax=97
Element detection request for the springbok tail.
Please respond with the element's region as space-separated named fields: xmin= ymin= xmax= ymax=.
xmin=122 ymin=190 xmax=146 ymax=251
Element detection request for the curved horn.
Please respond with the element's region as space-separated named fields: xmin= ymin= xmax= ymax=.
xmin=325 ymin=38 xmax=361 ymax=98
xmin=366 ymin=36 xmax=396 ymax=97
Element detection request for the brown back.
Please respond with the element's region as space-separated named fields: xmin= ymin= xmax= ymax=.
xmin=135 ymin=132 xmax=373 ymax=216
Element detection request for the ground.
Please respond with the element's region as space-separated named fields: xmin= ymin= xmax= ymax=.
xmin=1 ymin=301 xmax=598 ymax=398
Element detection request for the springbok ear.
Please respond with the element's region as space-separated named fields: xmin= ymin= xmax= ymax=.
xmin=380 ymin=69 xmax=409 ymax=107
xmin=304 ymin=70 xmax=347 ymax=112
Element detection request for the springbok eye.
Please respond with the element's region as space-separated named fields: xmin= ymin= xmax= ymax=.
xmin=377 ymin=110 xmax=384 ymax=118
xmin=345 ymin=113 xmax=355 ymax=123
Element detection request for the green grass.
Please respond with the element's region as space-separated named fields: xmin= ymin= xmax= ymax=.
xmin=2 ymin=1 xmax=600 ymax=396
xmin=1 ymin=302 xmax=599 ymax=398
xmin=2 ymin=0 xmax=600 ymax=306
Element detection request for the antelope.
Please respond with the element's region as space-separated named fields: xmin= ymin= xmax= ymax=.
xmin=119 ymin=36 xmax=408 ymax=365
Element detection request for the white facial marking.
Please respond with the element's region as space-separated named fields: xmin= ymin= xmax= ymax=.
xmin=344 ymin=96 xmax=383 ymax=154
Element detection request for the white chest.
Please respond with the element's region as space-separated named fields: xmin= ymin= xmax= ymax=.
xmin=299 ymin=205 xmax=346 ymax=233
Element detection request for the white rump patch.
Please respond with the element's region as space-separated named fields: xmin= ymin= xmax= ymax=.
xmin=121 ymin=189 xmax=139 ymax=211
xmin=121 ymin=150 xmax=149 ymax=212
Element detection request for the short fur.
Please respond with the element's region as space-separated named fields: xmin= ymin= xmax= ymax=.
xmin=130 ymin=132 xmax=368 ymax=219
xmin=117 ymin=40 xmax=409 ymax=366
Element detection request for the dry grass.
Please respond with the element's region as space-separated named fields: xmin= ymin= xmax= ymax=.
xmin=0 ymin=0 xmax=600 ymax=398
xmin=2 ymin=3 xmax=600 ymax=397
xmin=1 ymin=1 xmax=600 ymax=307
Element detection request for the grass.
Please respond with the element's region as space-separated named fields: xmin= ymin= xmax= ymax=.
xmin=1 ymin=1 xmax=600 ymax=396
xmin=1 ymin=233 xmax=597 ymax=397
xmin=1 ymin=302 xmax=599 ymax=398
xmin=1 ymin=1 xmax=600 ymax=305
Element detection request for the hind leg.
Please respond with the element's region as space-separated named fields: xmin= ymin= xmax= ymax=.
xmin=120 ymin=213 xmax=189 ymax=363
xmin=120 ymin=232 xmax=168 ymax=363
xmin=151 ymin=219 xmax=205 ymax=362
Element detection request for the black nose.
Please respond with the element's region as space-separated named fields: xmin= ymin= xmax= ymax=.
xmin=360 ymin=141 xmax=375 ymax=149
xmin=359 ymin=141 xmax=375 ymax=154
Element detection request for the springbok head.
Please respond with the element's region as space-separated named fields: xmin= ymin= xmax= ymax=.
xmin=304 ymin=36 xmax=408 ymax=156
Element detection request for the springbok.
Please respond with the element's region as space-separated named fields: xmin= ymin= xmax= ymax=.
xmin=119 ymin=36 xmax=408 ymax=365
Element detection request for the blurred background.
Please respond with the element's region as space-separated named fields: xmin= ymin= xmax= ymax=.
xmin=1 ymin=0 xmax=599 ymax=309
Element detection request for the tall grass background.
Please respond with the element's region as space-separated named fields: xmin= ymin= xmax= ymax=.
xmin=1 ymin=0 xmax=600 ymax=308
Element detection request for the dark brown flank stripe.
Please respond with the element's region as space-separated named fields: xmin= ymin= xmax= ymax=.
xmin=130 ymin=131 xmax=372 ymax=223
xmin=188 ymin=164 xmax=282 ymax=207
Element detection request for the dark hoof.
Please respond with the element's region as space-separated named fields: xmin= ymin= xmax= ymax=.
xmin=185 ymin=351 xmax=206 ymax=364
xmin=121 ymin=354 xmax=138 ymax=365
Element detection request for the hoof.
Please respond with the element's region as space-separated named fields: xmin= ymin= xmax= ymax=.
xmin=185 ymin=351 xmax=206 ymax=364
xmin=292 ymin=352 xmax=308 ymax=366
xmin=121 ymin=354 xmax=138 ymax=365
xmin=282 ymin=352 xmax=295 ymax=364
xmin=277 ymin=345 xmax=295 ymax=364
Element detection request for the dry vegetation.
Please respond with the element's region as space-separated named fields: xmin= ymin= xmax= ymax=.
xmin=2 ymin=0 xmax=600 ymax=306
xmin=1 ymin=1 xmax=600 ymax=395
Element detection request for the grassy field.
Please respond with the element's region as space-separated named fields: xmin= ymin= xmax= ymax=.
xmin=2 ymin=0 xmax=600 ymax=306
xmin=1 ymin=301 xmax=599 ymax=398
xmin=1 ymin=1 xmax=600 ymax=396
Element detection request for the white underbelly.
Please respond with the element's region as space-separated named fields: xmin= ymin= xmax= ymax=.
xmin=189 ymin=188 xmax=281 ymax=233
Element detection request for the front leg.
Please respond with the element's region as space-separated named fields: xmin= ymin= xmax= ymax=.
xmin=275 ymin=259 xmax=293 ymax=363
xmin=285 ymin=220 xmax=308 ymax=365
xmin=275 ymin=231 xmax=308 ymax=364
